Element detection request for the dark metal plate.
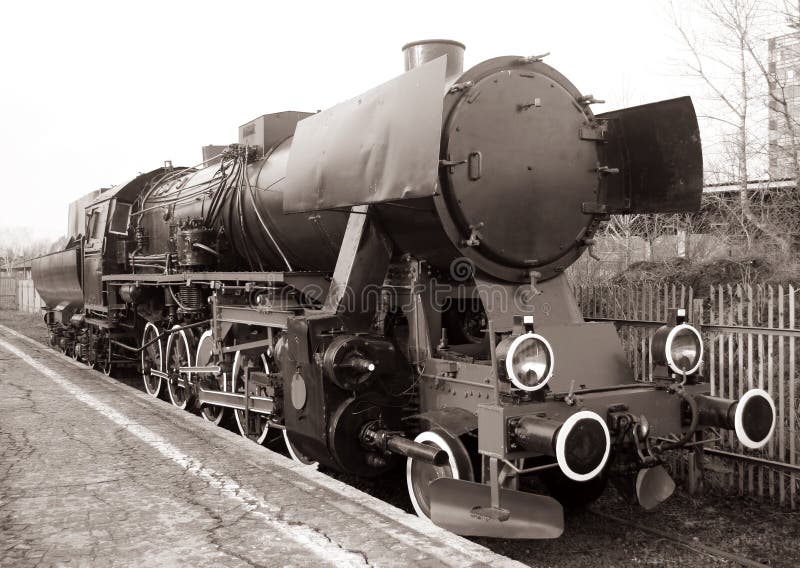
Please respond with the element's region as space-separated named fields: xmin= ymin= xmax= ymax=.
xmin=537 ymin=322 xmax=635 ymax=390
xmin=410 ymin=407 xmax=478 ymax=438
xmin=598 ymin=96 xmax=703 ymax=213
xmin=239 ymin=111 xmax=312 ymax=152
xmin=636 ymin=465 xmax=676 ymax=510
xmin=32 ymin=248 xmax=83 ymax=309
xmin=284 ymin=57 xmax=446 ymax=212
xmin=431 ymin=56 xmax=608 ymax=283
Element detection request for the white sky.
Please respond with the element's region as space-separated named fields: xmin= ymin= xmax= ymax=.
xmin=0 ymin=0 xmax=788 ymax=240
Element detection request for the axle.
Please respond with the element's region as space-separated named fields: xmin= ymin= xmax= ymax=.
xmin=360 ymin=424 xmax=448 ymax=466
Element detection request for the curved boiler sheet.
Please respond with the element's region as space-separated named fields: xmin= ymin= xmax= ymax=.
xmin=32 ymin=248 xmax=82 ymax=309
xmin=284 ymin=56 xmax=446 ymax=212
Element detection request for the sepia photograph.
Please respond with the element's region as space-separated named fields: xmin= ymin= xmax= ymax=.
xmin=0 ymin=1 xmax=798 ymax=566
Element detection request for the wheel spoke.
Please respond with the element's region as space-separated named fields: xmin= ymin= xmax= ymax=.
xmin=141 ymin=323 xmax=163 ymax=397
xmin=196 ymin=330 xmax=226 ymax=426
xmin=233 ymin=353 xmax=271 ymax=445
xmin=166 ymin=328 xmax=193 ymax=409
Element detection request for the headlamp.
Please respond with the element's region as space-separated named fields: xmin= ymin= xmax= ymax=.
xmin=653 ymin=322 xmax=703 ymax=376
xmin=501 ymin=332 xmax=555 ymax=391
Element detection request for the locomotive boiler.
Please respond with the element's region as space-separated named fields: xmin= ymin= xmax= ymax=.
xmin=33 ymin=39 xmax=777 ymax=539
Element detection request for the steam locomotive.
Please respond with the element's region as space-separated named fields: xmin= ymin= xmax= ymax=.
xmin=33 ymin=40 xmax=776 ymax=539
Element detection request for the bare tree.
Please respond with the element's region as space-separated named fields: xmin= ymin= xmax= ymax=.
xmin=0 ymin=246 xmax=13 ymax=276
xmin=603 ymin=214 xmax=637 ymax=268
xmin=0 ymin=227 xmax=62 ymax=275
xmin=669 ymin=0 xmax=799 ymax=255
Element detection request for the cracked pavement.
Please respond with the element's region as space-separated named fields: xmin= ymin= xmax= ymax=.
xmin=0 ymin=323 xmax=522 ymax=568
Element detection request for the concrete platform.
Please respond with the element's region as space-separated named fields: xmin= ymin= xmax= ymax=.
xmin=0 ymin=323 xmax=522 ymax=567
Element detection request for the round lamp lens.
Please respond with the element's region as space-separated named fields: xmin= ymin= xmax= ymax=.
xmin=669 ymin=327 xmax=701 ymax=373
xmin=507 ymin=333 xmax=554 ymax=391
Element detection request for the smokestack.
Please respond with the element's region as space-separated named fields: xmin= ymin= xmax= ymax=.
xmin=402 ymin=39 xmax=465 ymax=80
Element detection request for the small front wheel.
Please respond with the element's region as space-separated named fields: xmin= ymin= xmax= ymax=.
xmin=406 ymin=429 xmax=474 ymax=520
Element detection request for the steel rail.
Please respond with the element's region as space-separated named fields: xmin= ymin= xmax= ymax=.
xmin=703 ymin=447 xmax=800 ymax=474
xmin=588 ymin=509 xmax=769 ymax=568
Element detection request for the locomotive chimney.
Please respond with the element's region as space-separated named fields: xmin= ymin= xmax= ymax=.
xmin=402 ymin=39 xmax=465 ymax=80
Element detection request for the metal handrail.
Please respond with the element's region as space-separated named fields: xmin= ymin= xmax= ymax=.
xmin=585 ymin=316 xmax=800 ymax=337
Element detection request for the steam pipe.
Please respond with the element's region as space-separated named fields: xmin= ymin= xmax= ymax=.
xmin=386 ymin=435 xmax=448 ymax=466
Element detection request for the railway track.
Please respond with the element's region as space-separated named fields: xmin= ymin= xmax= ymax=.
xmin=588 ymin=509 xmax=768 ymax=567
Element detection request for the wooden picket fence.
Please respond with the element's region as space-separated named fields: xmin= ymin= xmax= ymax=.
xmin=0 ymin=277 xmax=16 ymax=310
xmin=16 ymin=279 xmax=43 ymax=314
xmin=0 ymin=277 xmax=43 ymax=313
xmin=576 ymin=283 xmax=799 ymax=508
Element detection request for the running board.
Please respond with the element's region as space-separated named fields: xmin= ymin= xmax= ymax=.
xmin=179 ymin=365 xmax=221 ymax=375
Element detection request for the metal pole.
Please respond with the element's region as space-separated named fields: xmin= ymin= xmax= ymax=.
xmin=704 ymin=447 xmax=800 ymax=474
xmin=244 ymin=363 xmax=251 ymax=437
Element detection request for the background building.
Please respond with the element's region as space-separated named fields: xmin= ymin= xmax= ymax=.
xmin=768 ymin=31 xmax=800 ymax=179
